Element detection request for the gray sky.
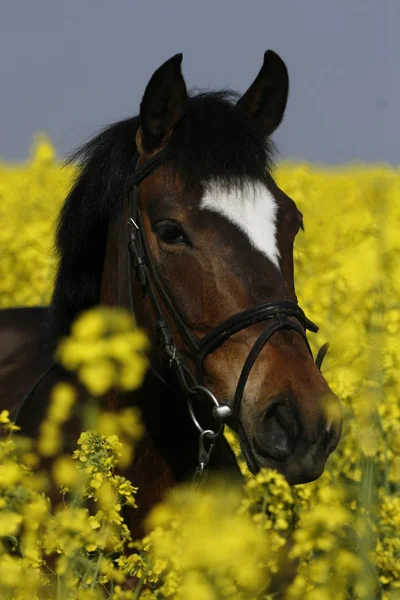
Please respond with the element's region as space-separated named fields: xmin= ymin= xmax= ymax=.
xmin=0 ymin=0 xmax=395 ymax=164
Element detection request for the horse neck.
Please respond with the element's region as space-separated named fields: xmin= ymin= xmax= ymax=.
xmin=138 ymin=368 xmax=204 ymax=473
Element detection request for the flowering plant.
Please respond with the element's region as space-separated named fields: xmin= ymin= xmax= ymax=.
xmin=0 ymin=139 xmax=399 ymax=598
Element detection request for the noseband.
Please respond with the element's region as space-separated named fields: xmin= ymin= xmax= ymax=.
xmin=127 ymin=151 xmax=328 ymax=480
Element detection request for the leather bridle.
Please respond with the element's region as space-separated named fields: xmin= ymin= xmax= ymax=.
xmin=127 ymin=151 xmax=328 ymax=480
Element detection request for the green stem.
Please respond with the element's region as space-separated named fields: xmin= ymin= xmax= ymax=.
xmin=132 ymin=577 xmax=145 ymax=599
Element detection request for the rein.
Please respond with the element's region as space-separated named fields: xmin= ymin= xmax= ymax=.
xmin=126 ymin=151 xmax=328 ymax=481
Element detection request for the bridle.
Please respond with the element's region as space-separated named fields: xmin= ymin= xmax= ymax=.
xmin=127 ymin=150 xmax=329 ymax=481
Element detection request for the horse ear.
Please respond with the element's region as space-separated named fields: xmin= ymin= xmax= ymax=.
xmin=236 ymin=50 xmax=289 ymax=138
xmin=138 ymin=53 xmax=187 ymax=154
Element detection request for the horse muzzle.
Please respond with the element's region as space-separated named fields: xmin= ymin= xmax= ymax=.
xmin=238 ymin=393 xmax=342 ymax=485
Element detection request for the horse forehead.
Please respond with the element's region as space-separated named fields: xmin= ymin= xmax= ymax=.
xmin=200 ymin=180 xmax=280 ymax=269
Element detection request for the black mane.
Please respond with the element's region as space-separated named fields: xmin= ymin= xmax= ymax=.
xmin=51 ymin=91 xmax=276 ymax=337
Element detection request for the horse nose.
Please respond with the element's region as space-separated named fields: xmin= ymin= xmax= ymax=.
xmin=253 ymin=401 xmax=298 ymax=460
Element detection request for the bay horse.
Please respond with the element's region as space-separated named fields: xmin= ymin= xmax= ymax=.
xmin=0 ymin=51 xmax=342 ymax=536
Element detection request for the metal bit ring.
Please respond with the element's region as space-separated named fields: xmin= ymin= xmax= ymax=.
xmin=187 ymin=385 xmax=228 ymax=437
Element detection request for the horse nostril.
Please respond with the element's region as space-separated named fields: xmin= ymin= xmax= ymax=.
xmin=253 ymin=402 xmax=298 ymax=460
xmin=325 ymin=422 xmax=341 ymax=455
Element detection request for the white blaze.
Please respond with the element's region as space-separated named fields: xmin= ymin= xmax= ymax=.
xmin=200 ymin=180 xmax=280 ymax=269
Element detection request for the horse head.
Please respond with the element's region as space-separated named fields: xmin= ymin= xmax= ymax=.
xmin=53 ymin=52 xmax=342 ymax=488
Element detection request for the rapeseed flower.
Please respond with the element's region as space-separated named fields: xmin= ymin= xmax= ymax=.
xmin=0 ymin=140 xmax=400 ymax=598
xmin=56 ymin=306 xmax=149 ymax=396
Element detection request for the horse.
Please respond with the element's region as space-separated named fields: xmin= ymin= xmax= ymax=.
xmin=0 ymin=51 xmax=342 ymax=537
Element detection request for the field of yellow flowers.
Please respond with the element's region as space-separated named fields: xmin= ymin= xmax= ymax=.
xmin=0 ymin=137 xmax=399 ymax=599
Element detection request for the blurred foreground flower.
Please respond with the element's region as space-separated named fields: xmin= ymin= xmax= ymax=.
xmin=144 ymin=483 xmax=271 ymax=599
xmin=56 ymin=306 xmax=150 ymax=396
xmin=1 ymin=144 xmax=400 ymax=598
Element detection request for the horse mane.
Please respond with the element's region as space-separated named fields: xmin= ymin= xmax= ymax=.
xmin=51 ymin=91 xmax=276 ymax=337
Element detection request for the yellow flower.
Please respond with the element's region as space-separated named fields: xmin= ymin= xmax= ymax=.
xmin=47 ymin=382 xmax=76 ymax=423
xmin=178 ymin=571 xmax=217 ymax=600
xmin=71 ymin=310 xmax=109 ymax=340
xmin=2 ymin=142 xmax=400 ymax=599
xmin=0 ymin=512 xmax=23 ymax=536
xmin=56 ymin=306 xmax=149 ymax=396
xmin=118 ymin=407 xmax=145 ymax=440
xmin=31 ymin=133 xmax=55 ymax=164
xmin=96 ymin=481 xmax=117 ymax=511
xmin=0 ymin=461 xmax=22 ymax=487
xmin=52 ymin=455 xmax=79 ymax=487
xmin=37 ymin=420 xmax=62 ymax=457
xmin=0 ymin=410 xmax=11 ymax=424
xmin=79 ymin=359 xmax=116 ymax=396
xmin=22 ymin=497 xmax=49 ymax=530
xmin=90 ymin=472 xmax=104 ymax=489
xmin=147 ymin=485 xmax=270 ymax=594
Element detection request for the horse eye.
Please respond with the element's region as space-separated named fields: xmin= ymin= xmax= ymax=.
xmin=155 ymin=221 xmax=188 ymax=245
